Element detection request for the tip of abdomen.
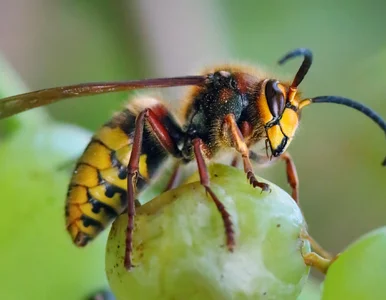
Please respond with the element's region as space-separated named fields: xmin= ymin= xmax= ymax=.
xmin=74 ymin=232 xmax=92 ymax=247
xmin=67 ymin=222 xmax=92 ymax=247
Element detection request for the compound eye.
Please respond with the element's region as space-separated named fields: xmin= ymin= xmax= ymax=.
xmin=265 ymin=80 xmax=285 ymax=118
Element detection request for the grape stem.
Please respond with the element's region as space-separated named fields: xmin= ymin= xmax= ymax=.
xmin=303 ymin=252 xmax=332 ymax=274
xmin=306 ymin=234 xmax=334 ymax=260
xmin=300 ymin=229 xmax=335 ymax=274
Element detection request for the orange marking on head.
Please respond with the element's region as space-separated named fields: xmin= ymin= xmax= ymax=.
xmin=266 ymin=125 xmax=285 ymax=151
xmin=280 ymin=108 xmax=299 ymax=138
xmin=257 ymin=79 xmax=274 ymax=125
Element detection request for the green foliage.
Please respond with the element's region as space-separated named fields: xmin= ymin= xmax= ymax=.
xmin=0 ymin=54 xmax=108 ymax=300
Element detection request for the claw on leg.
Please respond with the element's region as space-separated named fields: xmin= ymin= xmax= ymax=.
xmin=223 ymin=115 xmax=269 ymax=193
xmin=205 ymin=185 xmax=235 ymax=251
xmin=246 ymin=171 xmax=271 ymax=192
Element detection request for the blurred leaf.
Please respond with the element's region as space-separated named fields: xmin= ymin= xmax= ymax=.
xmin=0 ymin=52 xmax=49 ymax=136
xmin=45 ymin=1 xmax=147 ymax=130
xmin=0 ymin=54 xmax=107 ymax=300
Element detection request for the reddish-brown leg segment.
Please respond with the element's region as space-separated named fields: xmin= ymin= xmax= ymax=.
xmin=223 ymin=114 xmax=270 ymax=192
xmin=192 ymin=138 xmax=235 ymax=251
xmin=248 ymin=150 xmax=299 ymax=203
xmin=163 ymin=161 xmax=181 ymax=192
xmin=230 ymin=155 xmax=239 ymax=167
xmin=280 ymin=154 xmax=332 ymax=258
xmin=280 ymin=152 xmax=299 ymax=204
xmin=125 ymin=108 xmax=179 ymax=270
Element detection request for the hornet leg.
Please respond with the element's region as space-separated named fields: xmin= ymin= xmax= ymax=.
xmin=248 ymin=151 xmax=298 ymax=203
xmin=163 ymin=161 xmax=181 ymax=192
xmin=125 ymin=108 xmax=180 ymax=270
xmin=279 ymin=153 xmax=333 ymax=259
xmin=192 ymin=138 xmax=235 ymax=251
xmin=280 ymin=152 xmax=299 ymax=204
xmin=223 ymin=114 xmax=270 ymax=192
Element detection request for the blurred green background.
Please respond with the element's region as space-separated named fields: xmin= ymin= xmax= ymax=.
xmin=0 ymin=0 xmax=385 ymax=298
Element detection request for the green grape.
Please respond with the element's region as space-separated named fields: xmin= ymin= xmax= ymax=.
xmin=0 ymin=117 xmax=108 ymax=300
xmin=106 ymin=164 xmax=311 ymax=300
xmin=298 ymin=278 xmax=322 ymax=300
xmin=322 ymin=227 xmax=386 ymax=300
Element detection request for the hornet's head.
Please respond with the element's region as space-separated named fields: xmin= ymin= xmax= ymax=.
xmin=259 ymin=48 xmax=386 ymax=165
xmin=257 ymin=48 xmax=312 ymax=157
xmin=257 ymin=78 xmax=303 ymax=157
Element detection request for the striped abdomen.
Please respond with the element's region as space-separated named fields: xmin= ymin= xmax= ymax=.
xmin=65 ymin=99 xmax=173 ymax=246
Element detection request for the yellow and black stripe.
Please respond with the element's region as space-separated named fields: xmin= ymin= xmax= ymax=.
xmin=65 ymin=100 xmax=174 ymax=246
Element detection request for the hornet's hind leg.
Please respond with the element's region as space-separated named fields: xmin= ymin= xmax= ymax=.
xmin=125 ymin=108 xmax=182 ymax=270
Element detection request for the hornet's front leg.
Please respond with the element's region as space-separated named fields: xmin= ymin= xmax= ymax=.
xmin=222 ymin=116 xmax=334 ymax=270
xmin=223 ymin=114 xmax=270 ymax=192
xmin=248 ymin=151 xmax=299 ymax=203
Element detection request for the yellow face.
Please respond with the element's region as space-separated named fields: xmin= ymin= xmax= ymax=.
xmin=257 ymin=79 xmax=301 ymax=157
